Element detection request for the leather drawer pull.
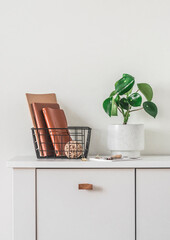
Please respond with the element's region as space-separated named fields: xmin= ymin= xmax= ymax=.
xmin=78 ymin=183 xmax=93 ymax=190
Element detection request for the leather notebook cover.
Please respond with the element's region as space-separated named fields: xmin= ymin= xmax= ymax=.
xmin=32 ymin=103 xmax=60 ymax=157
xmin=26 ymin=93 xmax=57 ymax=157
xmin=42 ymin=108 xmax=71 ymax=156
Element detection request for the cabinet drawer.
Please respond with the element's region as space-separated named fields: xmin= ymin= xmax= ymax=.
xmin=37 ymin=169 xmax=135 ymax=240
xmin=137 ymin=169 xmax=170 ymax=240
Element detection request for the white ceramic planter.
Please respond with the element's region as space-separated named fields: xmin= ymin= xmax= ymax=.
xmin=107 ymin=124 xmax=144 ymax=158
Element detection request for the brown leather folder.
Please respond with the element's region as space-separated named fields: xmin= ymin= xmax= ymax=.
xmin=32 ymin=103 xmax=60 ymax=157
xmin=42 ymin=108 xmax=71 ymax=156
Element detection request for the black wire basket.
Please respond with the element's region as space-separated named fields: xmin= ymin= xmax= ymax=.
xmin=31 ymin=126 xmax=91 ymax=159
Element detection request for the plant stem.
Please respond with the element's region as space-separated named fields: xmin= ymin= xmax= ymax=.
xmin=123 ymin=106 xmax=131 ymax=124
xmin=117 ymin=107 xmax=123 ymax=114
xmin=130 ymin=107 xmax=143 ymax=113
xmin=114 ymin=101 xmax=123 ymax=114
xmin=123 ymin=112 xmax=129 ymax=124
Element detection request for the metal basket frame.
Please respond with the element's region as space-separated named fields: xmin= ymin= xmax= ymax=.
xmin=31 ymin=126 xmax=91 ymax=159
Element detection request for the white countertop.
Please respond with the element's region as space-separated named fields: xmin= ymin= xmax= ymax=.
xmin=7 ymin=155 xmax=170 ymax=168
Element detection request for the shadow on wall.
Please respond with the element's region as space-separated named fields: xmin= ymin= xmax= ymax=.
xmin=144 ymin=129 xmax=170 ymax=155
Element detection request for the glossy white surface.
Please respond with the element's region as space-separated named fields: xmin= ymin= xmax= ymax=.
xmin=7 ymin=155 xmax=170 ymax=168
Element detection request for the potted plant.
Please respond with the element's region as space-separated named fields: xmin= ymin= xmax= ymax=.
xmin=103 ymin=73 xmax=158 ymax=158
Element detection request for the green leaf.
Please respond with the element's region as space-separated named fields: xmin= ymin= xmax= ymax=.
xmin=143 ymin=101 xmax=158 ymax=118
xmin=125 ymin=88 xmax=132 ymax=97
xmin=137 ymin=83 xmax=153 ymax=101
xmin=103 ymin=97 xmax=111 ymax=116
xmin=115 ymin=95 xmax=120 ymax=106
xmin=128 ymin=93 xmax=142 ymax=107
xmin=103 ymin=97 xmax=118 ymax=117
xmin=120 ymin=98 xmax=129 ymax=110
xmin=111 ymin=97 xmax=118 ymax=116
xmin=110 ymin=90 xmax=116 ymax=97
xmin=115 ymin=74 xmax=135 ymax=95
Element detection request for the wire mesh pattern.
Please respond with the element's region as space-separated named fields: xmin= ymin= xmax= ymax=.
xmin=31 ymin=127 xmax=91 ymax=159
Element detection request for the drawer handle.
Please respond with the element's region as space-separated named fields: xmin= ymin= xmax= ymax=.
xmin=78 ymin=183 xmax=93 ymax=190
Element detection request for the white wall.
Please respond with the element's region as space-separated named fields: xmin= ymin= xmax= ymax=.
xmin=0 ymin=0 xmax=170 ymax=239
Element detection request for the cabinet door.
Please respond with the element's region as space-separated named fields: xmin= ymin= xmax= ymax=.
xmin=37 ymin=169 xmax=135 ymax=240
xmin=137 ymin=169 xmax=170 ymax=240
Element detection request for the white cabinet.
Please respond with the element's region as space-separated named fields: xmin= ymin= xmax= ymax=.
xmin=37 ymin=169 xmax=135 ymax=240
xmin=137 ymin=169 xmax=170 ymax=240
xmin=9 ymin=156 xmax=170 ymax=240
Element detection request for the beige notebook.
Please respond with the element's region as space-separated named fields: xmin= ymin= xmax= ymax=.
xmin=26 ymin=93 xmax=57 ymax=128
